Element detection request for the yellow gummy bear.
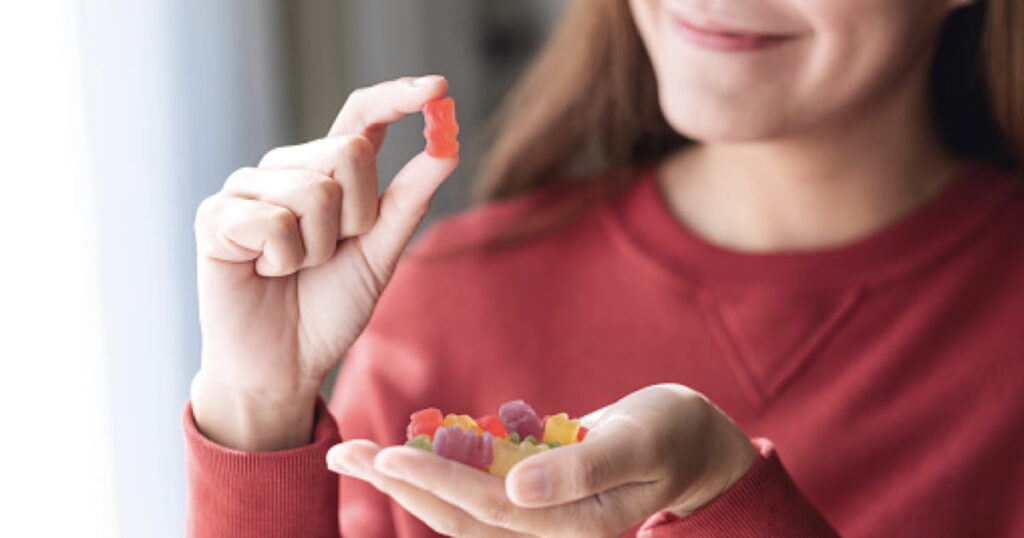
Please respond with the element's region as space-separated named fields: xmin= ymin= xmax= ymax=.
xmin=542 ymin=413 xmax=580 ymax=446
xmin=444 ymin=414 xmax=482 ymax=434
xmin=488 ymin=438 xmax=550 ymax=477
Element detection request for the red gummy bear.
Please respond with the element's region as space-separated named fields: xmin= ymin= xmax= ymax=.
xmin=475 ymin=415 xmax=508 ymax=439
xmin=577 ymin=426 xmax=589 ymax=442
xmin=423 ymin=97 xmax=460 ymax=158
xmin=407 ymin=408 xmax=445 ymax=440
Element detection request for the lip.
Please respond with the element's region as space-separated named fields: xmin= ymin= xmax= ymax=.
xmin=669 ymin=12 xmax=797 ymax=52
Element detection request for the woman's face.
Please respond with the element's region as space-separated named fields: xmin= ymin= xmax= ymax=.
xmin=629 ymin=0 xmax=962 ymax=142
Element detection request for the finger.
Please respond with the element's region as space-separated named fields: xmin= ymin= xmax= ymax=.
xmin=374 ymin=446 xmax=663 ymax=537
xmin=328 ymin=75 xmax=449 ymax=144
xmin=375 ymin=446 xmax=624 ymax=536
xmin=374 ymin=447 xmax=526 ymax=527
xmin=506 ymin=413 xmax=656 ymax=508
xmin=579 ymin=404 xmax=610 ymax=429
xmin=372 ymin=447 xmax=574 ymax=535
xmin=328 ymin=442 xmax=528 ymax=538
xmin=357 ymin=151 xmax=458 ymax=279
xmin=223 ymin=168 xmax=342 ymax=267
xmin=375 ymin=473 xmax=529 ymax=538
xmin=195 ymin=195 xmax=304 ymax=276
xmin=258 ymin=135 xmax=379 ymax=237
xmin=333 ymin=135 xmax=378 ymax=236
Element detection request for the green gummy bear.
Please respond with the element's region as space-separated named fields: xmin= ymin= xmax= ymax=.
xmin=405 ymin=434 xmax=432 ymax=451
xmin=523 ymin=435 xmax=538 ymax=445
xmin=508 ymin=432 xmax=521 ymax=444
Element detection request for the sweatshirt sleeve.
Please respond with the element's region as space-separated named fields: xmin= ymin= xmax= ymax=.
xmin=637 ymin=438 xmax=838 ymax=538
xmin=183 ymin=398 xmax=342 ymax=538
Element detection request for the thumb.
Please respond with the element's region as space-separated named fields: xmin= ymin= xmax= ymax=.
xmin=357 ymin=151 xmax=458 ymax=274
xmin=505 ymin=419 xmax=652 ymax=508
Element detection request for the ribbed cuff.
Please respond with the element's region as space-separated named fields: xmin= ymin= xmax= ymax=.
xmin=183 ymin=398 xmax=342 ymax=538
xmin=637 ymin=438 xmax=838 ymax=538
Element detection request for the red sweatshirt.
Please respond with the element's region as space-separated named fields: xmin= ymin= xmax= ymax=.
xmin=185 ymin=162 xmax=1024 ymax=537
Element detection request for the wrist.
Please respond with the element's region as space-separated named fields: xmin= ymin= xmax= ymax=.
xmin=190 ymin=370 xmax=322 ymax=451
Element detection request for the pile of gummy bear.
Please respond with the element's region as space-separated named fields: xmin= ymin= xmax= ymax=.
xmin=405 ymin=399 xmax=588 ymax=477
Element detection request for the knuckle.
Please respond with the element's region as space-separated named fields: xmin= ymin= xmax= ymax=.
xmin=344 ymin=87 xmax=368 ymax=109
xmin=265 ymin=207 xmax=297 ymax=237
xmin=194 ymin=195 xmax=217 ymax=227
xmin=308 ymin=176 xmax=342 ymax=210
xmin=655 ymin=383 xmax=711 ymax=422
xmin=573 ymin=453 xmax=613 ymax=495
xmin=337 ymin=134 xmax=373 ymax=160
xmin=652 ymin=382 xmax=698 ymax=401
xmin=675 ymin=388 xmax=712 ymax=423
xmin=224 ymin=167 xmax=255 ymax=189
xmin=258 ymin=146 xmax=284 ymax=167
xmin=194 ymin=196 xmax=230 ymax=242
xmin=476 ymin=501 xmax=512 ymax=527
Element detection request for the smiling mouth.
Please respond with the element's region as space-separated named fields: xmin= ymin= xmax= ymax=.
xmin=669 ymin=12 xmax=798 ymax=52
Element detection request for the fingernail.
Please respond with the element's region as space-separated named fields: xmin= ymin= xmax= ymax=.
xmin=326 ymin=445 xmax=369 ymax=476
xmin=326 ymin=445 xmax=346 ymax=473
xmin=512 ymin=465 xmax=550 ymax=504
xmin=412 ymin=75 xmax=443 ymax=87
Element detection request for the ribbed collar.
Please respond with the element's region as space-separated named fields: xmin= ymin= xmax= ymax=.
xmin=603 ymin=161 xmax=1019 ymax=289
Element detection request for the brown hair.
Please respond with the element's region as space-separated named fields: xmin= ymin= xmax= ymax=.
xmin=477 ymin=0 xmax=1023 ymax=203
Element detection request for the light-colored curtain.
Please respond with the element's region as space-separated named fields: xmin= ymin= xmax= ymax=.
xmin=80 ymin=1 xmax=289 ymax=536
xmin=0 ymin=1 xmax=117 ymax=536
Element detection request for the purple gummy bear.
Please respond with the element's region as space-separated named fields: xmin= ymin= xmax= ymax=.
xmin=432 ymin=426 xmax=494 ymax=468
xmin=498 ymin=399 xmax=544 ymax=441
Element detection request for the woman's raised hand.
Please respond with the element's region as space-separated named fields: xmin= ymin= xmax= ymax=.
xmin=191 ymin=76 xmax=457 ymax=451
xmin=327 ymin=384 xmax=758 ymax=537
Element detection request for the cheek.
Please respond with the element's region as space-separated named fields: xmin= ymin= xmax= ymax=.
xmin=802 ymin=1 xmax=943 ymax=87
xmin=792 ymin=0 xmax=949 ymax=123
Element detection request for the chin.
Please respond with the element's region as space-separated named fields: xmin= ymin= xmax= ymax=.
xmin=658 ymin=92 xmax=790 ymax=143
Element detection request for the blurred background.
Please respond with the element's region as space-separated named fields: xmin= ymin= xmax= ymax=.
xmin=0 ymin=1 xmax=564 ymax=536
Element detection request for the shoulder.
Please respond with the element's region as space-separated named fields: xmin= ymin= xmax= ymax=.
xmin=973 ymin=162 xmax=1023 ymax=234
xmin=939 ymin=162 xmax=1024 ymax=310
xmin=998 ymin=166 xmax=1024 ymax=213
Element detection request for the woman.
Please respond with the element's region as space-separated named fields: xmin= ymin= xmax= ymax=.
xmin=186 ymin=0 xmax=1023 ymax=536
